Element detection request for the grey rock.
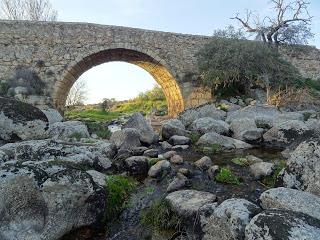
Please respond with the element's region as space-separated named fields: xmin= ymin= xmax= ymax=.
xmin=148 ymin=160 xmax=171 ymax=177
xmin=0 ymin=97 xmax=49 ymax=142
xmin=194 ymin=156 xmax=212 ymax=170
xmin=170 ymin=154 xmax=184 ymax=164
xmin=203 ymin=198 xmax=261 ymax=240
xmin=263 ymin=120 xmax=313 ymax=148
xmin=162 ymin=151 xmax=177 ymax=160
xmin=169 ymin=135 xmax=191 ymax=145
xmin=86 ymin=170 xmax=106 ymax=187
xmin=179 ymin=104 xmax=226 ymax=126
xmin=122 ymin=113 xmax=158 ymax=145
xmin=196 ymin=132 xmax=252 ymax=150
xmin=160 ymin=141 xmax=172 ymax=150
xmin=171 ymin=145 xmax=189 ymax=150
xmin=161 ymin=119 xmax=190 ymax=140
xmin=245 ymin=210 xmax=320 ymax=240
xmin=250 ymin=162 xmax=275 ymax=179
xmin=41 ymin=108 xmax=63 ymax=125
xmin=0 ymin=166 xmax=106 ymax=240
xmin=246 ymin=155 xmax=263 ymax=165
xmin=230 ymin=118 xmax=263 ymax=141
xmin=166 ymin=190 xmax=216 ymax=218
xmin=110 ymin=128 xmax=141 ymax=150
xmin=274 ymin=112 xmax=304 ymax=125
xmin=207 ymin=165 xmax=219 ymax=180
xmin=166 ymin=173 xmax=189 ymax=192
xmin=190 ymin=117 xmax=229 ymax=135
xmin=280 ymin=140 xmax=320 ymax=196
xmin=132 ymin=146 xmax=148 ymax=156
xmin=49 ymin=121 xmax=90 ymax=140
xmin=260 ymin=187 xmax=320 ymax=221
xmin=125 ymin=156 xmax=149 ymax=175
xmin=143 ymin=149 xmax=159 ymax=158
xmin=226 ymin=105 xmax=280 ymax=127
xmin=306 ymin=118 xmax=320 ymax=135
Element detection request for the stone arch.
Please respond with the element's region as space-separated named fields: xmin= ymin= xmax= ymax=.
xmin=53 ymin=48 xmax=184 ymax=117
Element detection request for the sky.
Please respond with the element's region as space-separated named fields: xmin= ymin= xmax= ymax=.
xmin=52 ymin=0 xmax=320 ymax=103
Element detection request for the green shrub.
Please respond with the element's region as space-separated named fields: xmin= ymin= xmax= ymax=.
xmin=261 ymin=160 xmax=286 ymax=187
xmin=140 ymin=199 xmax=181 ymax=230
xmin=189 ymin=132 xmax=201 ymax=144
xmin=215 ymin=167 xmax=241 ymax=185
xmin=197 ymin=38 xmax=303 ymax=96
xmin=231 ymin=157 xmax=250 ymax=166
xmin=200 ymin=144 xmax=222 ymax=154
xmin=105 ymin=175 xmax=137 ymax=221
xmin=69 ymin=132 xmax=84 ymax=141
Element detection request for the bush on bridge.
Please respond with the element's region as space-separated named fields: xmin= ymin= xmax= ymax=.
xmin=197 ymin=37 xmax=305 ymax=97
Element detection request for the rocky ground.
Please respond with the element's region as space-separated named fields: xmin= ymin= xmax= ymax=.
xmin=0 ymin=96 xmax=320 ymax=240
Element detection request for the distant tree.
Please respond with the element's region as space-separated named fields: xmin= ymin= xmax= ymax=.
xmin=231 ymin=0 xmax=314 ymax=46
xmin=66 ymin=79 xmax=88 ymax=107
xmin=1 ymin=0 xmax=58 ymax=21
xmin=213 ymin=25 xmax=247 ymax=40
xmin=100 ymin=98 xmax=116 ymax=112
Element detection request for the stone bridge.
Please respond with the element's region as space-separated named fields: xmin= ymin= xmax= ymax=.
xmin=0 ymin=20 xmax=319 ymax=116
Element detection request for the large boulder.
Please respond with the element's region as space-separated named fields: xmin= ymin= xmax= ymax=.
xmin=189 ymin=117 xmax=229 ymax=135
xmin=168 ymin=135 xmax=191 ymax=145
xmin=124 ymin=156 xmax=149 ymax=175
xmin=260 ymin=187 xmax=320 ymax=221
xmin=263 ymin=120 xmax=314 ymax=148
xmin=0 ymin=164 xmax=106 ymax=240
xmin=165 ymin=190 xmax=216 ymax=219
xmin=280 ymin=140 xmax=320 ymax=196
xmin=203 ymin=198 xmax=261 ymax=240
xmin=41 ymin=108 xmax=63 ymax=125
xmin=0 ymin=139 xmax=116 ymax=171
xmin=48 ymin=121 xmax=90 ymax=140
xmin=196 ymin=132 xmax=252 ymax=150
xmin=161 ymin=119 xmax=190 ymax=140
xmin=110 ymin=128 xmax=141 ymax=150
xmin=306 ymin=118 xmax=320 ymax=135
xmin=230 ymin=118 xmax=263 ymax=142
xmin=122 ymin=113 xmax=158 ymax=145
xmin=0 ymin=97 xmax=48 ymax=142
xmin=226 ymin=105 xmax=280 ymax=127
xmin=179 ymin=104 xmax=226 ymax=126
xmin=245 ymin=210 xmax=320 ymax=240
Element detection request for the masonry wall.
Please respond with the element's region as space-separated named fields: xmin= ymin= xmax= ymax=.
xmin=0 ymin=20 xmax=319 ymax=114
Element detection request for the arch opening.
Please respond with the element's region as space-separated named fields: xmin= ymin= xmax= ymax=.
xmin=53 ymin=49 xmax=184 ymax=117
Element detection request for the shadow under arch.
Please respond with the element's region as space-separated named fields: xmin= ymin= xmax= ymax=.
xmin=53 ymin=48 xmax=185 ymax=117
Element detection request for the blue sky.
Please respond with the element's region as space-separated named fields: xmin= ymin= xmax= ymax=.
xmin=52 ymin=0 xmax=320 ymax=103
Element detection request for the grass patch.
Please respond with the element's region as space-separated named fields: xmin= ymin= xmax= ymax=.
xmin=231 ymin=157 xmax=250 ymax=166
xmin=189 ymin=132 xmax=201 ymax=144
xmin=140 ymin=199 xmax=181 ymax=231
xmin=86 ymin=121 xmax=111 ymax=139
xmin=69 ymin=132 xmax=85 ymax=141
xmin=215 ymin=167 xmax=241 ymax=185
xmin=201 ymin=144 xmax=222 ymax=154
xmin=148 ymin=158 xmax=161 ymax=167
xmin=105 ymin=175 xmax=137 ymax=222
xmin=261 ymin=160 xmax=286 ymax=188
xmin=65 ymin=109 xmax=122 ymax=122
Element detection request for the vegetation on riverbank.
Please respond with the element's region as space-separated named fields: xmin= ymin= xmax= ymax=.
xmin=65 ymin=85 xmax=167 ymax=122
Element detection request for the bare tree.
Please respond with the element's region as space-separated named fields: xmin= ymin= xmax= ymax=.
xmin=66 ymin=79 xmax=88 ymax=107
xmin=231 ymin=0 xmax=313 ymax=46
xmin=1 ymin=0 xmax=57 ymax=21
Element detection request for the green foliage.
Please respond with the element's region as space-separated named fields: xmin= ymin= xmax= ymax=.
xmin=105 ymin=175 xmax=137 ymax=221
xmin=261 ymin=160 xmax=286 ymax=188
xmin=65 ymin=109 xmax=122 ymax=122
xmin=197 ymin=38 xmax=303 ymax=95
xmin=86 ymin=121 xmax=111 ymax=139
xmin=69 ymin=132 xmax=84 ymax=141
xmin=189 ymin=132 xmax=201 ymax=144
xmin=231 ymin=157 xmax=250 ymax=166
xmin=215 ymin=167 xmax=241 ymax=185
xmin=0 ymin=81 xmax=9 ymax=95
xmin=201 ymin=144 xmax=222 ymax=154
xmin=140 ymin=199 xmax=181 ymax=230
xmin=217 ymin=103 xmax=229 ymax=111
xmin=148 ymin=158 xmax=161 ymax=167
